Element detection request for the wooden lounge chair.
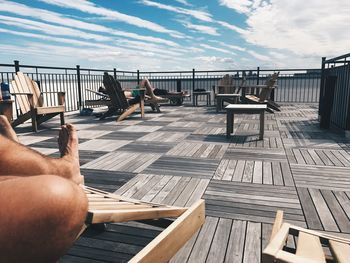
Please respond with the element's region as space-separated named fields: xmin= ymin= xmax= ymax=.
xmin=244 ymin=72 xmax=280 ymax=112
xmin=11 ymin=72 xmax=65 ymax=132
xmin=80 ymin=185 xmax=205 ymax=263
xmin=263 ymin=210 xmax=350 ymax=263
xmin=103 ymin=73 xmax=145 ymax=122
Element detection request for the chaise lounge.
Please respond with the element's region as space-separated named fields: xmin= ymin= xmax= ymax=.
xmin=263 ymin=210 xmax=350 ymax=263
xmin=80 ymin=185 xmax=205 ymax=262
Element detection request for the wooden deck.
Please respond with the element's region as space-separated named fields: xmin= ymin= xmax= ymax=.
xmin=15 ymin=103 xmax=350 ymax=263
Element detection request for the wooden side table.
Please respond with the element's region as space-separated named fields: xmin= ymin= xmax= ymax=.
xmin=193 ymin=91 xmax=211 ymax=106
xmin=226 ymin=104 xmax=267 ymax=139
xmin=0 ymin=100 xmax=14 ymax=122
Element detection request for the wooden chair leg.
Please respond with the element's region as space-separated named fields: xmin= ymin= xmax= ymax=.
xmin=60 ymin=112 xmax=65 ymax=125
xmin=31 ymin=112 xmax=38 ymax=132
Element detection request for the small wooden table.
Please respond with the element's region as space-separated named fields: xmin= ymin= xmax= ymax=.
xmin=226 ymin=104 xmax=267 ymax=139
xmin=193 ymin=91 xmax=211 ymax=106
xmin=215 ymin=94 xmax=240 ymax=112
xmin=0 ymin=100 xmax=13 ymax=122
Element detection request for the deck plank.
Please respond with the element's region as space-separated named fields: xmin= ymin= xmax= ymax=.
xmin=16 ymin=104 xmax=350 ymax=263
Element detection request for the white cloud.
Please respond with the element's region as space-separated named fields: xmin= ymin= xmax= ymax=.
xmin=221 ymin=0 xmax=350 ymax=57
xmin=211 ymin=40 xmax=245 ymax=52
xmin=0 ymin=28 xmax=185 ymax=62
xmin=38 ymin=0 xmax=184 ymax=38
xmin=139 ymin=0 xmax=213 ymax=22
xmin=217 ymin=21 xmax=247 ymax=35
xmin=174 ymin=0 xmax=191 ymax=6
xmin=269 ymin=51 xmax=288 ymax=60
xmin=195 ymin=56 xmax=237 ymax=70
xmin=219 ymin=0 xmax=252 ymax=14
xmin=180 ymin=22 xmax=219 ymax=36
xmin=219 ymin=0 xmax=267 ymax=14
xmin=200 ymin=44 xmax=234 ymax=54
xmin=0 ymin=0 xmax=181 ymax=47
xmin=0 ymin=15 xmax=111 ymax=41
xmin=247 ymin=50 xmax=270 ymax=61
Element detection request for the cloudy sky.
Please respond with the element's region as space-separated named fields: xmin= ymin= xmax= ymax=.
xmin=0 ymin=0 xmax=348 ymax=71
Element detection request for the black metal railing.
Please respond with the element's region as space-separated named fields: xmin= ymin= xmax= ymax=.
xmin=0 ymin=61 xmax=321 ymax=117
xmin=319 ymin=53 xmax=350 ymax=130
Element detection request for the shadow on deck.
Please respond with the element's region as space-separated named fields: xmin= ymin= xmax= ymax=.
xmin=15 ymin=103 xmax=350 ymax=263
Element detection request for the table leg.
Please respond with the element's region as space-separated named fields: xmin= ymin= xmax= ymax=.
xmin=0 ymin=101 xmax=13 ymax=122
xmin=259 ymin=111 xmax=264 ymax=140
xmin=216 ymin=97 xmax=220 ymax=112
xmin=208 ymin=94 xmax=211 ymax=106
xmin=226 ymin=111 xmax=233 ymax=138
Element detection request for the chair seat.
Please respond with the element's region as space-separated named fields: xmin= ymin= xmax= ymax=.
xmin=245 ymin=94 xmax=267 ymax=103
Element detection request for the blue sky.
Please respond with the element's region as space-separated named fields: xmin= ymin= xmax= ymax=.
xmin=0 ymin=0 xmax=349 ymax=71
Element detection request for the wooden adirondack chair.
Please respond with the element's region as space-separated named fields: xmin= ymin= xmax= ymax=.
xmin=244 ymin=72 xmax=280 ymax=112
xmin=80 ymin=185 xmax=205 ymax=263
xmin=103 ymin=73 xmax=145 ymax=122
xmin=213 ymin=74 xmax=246 ymax=112
xmin=263 ymin=210 xmax=350 ymax=263
xmin=11 ymin=72 xmax=65 ymax=132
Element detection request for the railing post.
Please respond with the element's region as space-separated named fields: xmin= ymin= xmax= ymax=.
xmin=76 ymin=65 xmax=82 ymax=110
xmin=14 ymin=60 xmax=20 ymax=73
xmin=176 ymin=79 xmax=181 ymax=92
xmin=319 ymin=57 xmax=326 ymax=117
xmin=192 ymin=68 xmax=195 ymax=104
xmin=137 ymin=70 xmax=140 ymax=85
xmin=113 ymin=68 xmax=117 ymax=80
xmin=256 ymin=66 xmax=260 ymax=85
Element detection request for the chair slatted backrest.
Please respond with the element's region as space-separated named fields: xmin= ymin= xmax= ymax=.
xmin=103 ymin=73 xmax=129 ymax=110
xmin=258 ymin=72 xmax=279 ymax=102
xmin=218 ymin=74 xmax=235 ymax=94
xmin=11 ymin=72 xmax=43 ymax=114
xmin=218 ymin=74 xmax=246 ymax=94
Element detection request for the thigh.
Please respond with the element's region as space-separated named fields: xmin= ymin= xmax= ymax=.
xmin=0 ymin=175 xmax=87 ymax=263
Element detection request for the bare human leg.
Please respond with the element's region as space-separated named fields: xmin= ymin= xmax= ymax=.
xmin=0 ymin=120 xmax=83 ymax=184
xmin=0 ymin=174 xmax=88 ymax=263
xmin=140 ymin=78 xmax=163 ymax=100
xmin=0 ymin=115 xmax=18 ymax=142
xmin=0 ymin=118 xmax=88 ymax=262
xmin=58 ymin=124 xmax=83 ymax=184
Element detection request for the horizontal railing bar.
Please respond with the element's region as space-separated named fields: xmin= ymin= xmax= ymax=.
xmin=325 ymin=60 xmax=350 ymax=65
xmin=140 ymin=68 xmax=319 ymax=74
xmin=324 ymin=53 xmax=350 ymax=63
xmin=0 ymin=63 xmax=14 ymax=67
xmin=18 ymin=64 xmax=76 ymax=70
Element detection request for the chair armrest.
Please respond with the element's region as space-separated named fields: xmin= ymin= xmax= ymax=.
xmin=40 ymin=91 xmax=66 ymax=94
xmin=11 ymin=92 xmax=32 ymax=95
xmin=86 ymin=89 xmax=109 ymax=98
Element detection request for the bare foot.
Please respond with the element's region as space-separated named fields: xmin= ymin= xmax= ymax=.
xmin=58 ymin=124 xmax=83 ymax=184
xmin=0 ymin=115 xmax=18 ymax=142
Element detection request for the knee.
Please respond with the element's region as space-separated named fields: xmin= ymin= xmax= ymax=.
xmin=37 ymin=175 xmax=88 ymax=227
xmin=12 ymin=175 xmax=88 ymax=235
xmin=0 ymin=175 xmax=88 ymax=262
